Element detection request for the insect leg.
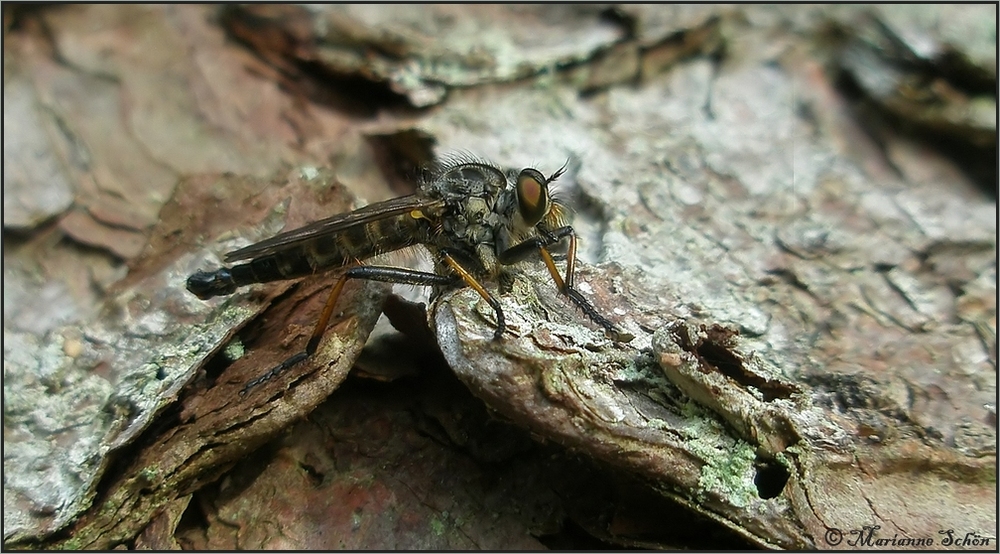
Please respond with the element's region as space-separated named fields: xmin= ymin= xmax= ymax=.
xmin=440 ymin=250 xmax=506 ymax=341
xmin=498 ymin=226 xmax=618 ymax=335
xmin=242 ymin=265 xmax=455 ymax=394
xmin=498 ymin=226 xmax=576 ymax=277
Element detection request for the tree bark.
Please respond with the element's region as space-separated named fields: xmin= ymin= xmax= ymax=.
xmin=4 ymin=4 xmax=994 ymax=549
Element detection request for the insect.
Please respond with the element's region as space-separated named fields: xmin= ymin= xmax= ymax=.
xmin=187 ymin=155 xmax=620 ymax=392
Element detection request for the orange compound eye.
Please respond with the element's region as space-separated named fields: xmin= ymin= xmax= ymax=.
xmin=516 ymin=168 xmax=551 ymax=227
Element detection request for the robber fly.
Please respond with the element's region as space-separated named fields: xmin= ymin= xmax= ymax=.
xmin=187 ymin=155 xmax=620 ymax=392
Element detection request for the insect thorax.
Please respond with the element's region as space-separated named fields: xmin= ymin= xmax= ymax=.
xmin=423 ymin=161 xmax=519 ymax=275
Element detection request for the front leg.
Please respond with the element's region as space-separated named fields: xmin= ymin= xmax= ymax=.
xmin=499 ymin=226 xmax=577 ymax=288
xmin=498 ymin=226 xmax=618 ymax=335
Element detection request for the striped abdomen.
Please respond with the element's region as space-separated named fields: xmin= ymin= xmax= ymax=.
xmin=187 ymin=212 xmax=430 ymax=299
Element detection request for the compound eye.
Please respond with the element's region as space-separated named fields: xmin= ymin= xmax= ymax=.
xmin=516 ymin=168 xmax=550 ymax=227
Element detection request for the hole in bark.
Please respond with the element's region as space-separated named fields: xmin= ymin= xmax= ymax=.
xmin=535 ymin=518 xmax=626 ymax=550
xmin=833 ymin=56 xmax=996 ymax=198
xmin=365 ymin=129 xmax=438 ymax=196
xmin=298 ymin=461 xmax=324 ymax=486
xmin=598 ymin=6 xmax=637 ymax=40
xmin=174 ymin=497 xmax=211 ymax=549
xmin=753 ymin=455 xmax=789 ymax=499
xmin=219 ymin=5 xmax=415 ymax=116
xmin=694 ymin=335 xmax=795 ymax=402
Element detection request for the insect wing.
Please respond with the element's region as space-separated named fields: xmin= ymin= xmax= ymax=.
xmin=223 ymin=194 xmax=444 ymax=262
